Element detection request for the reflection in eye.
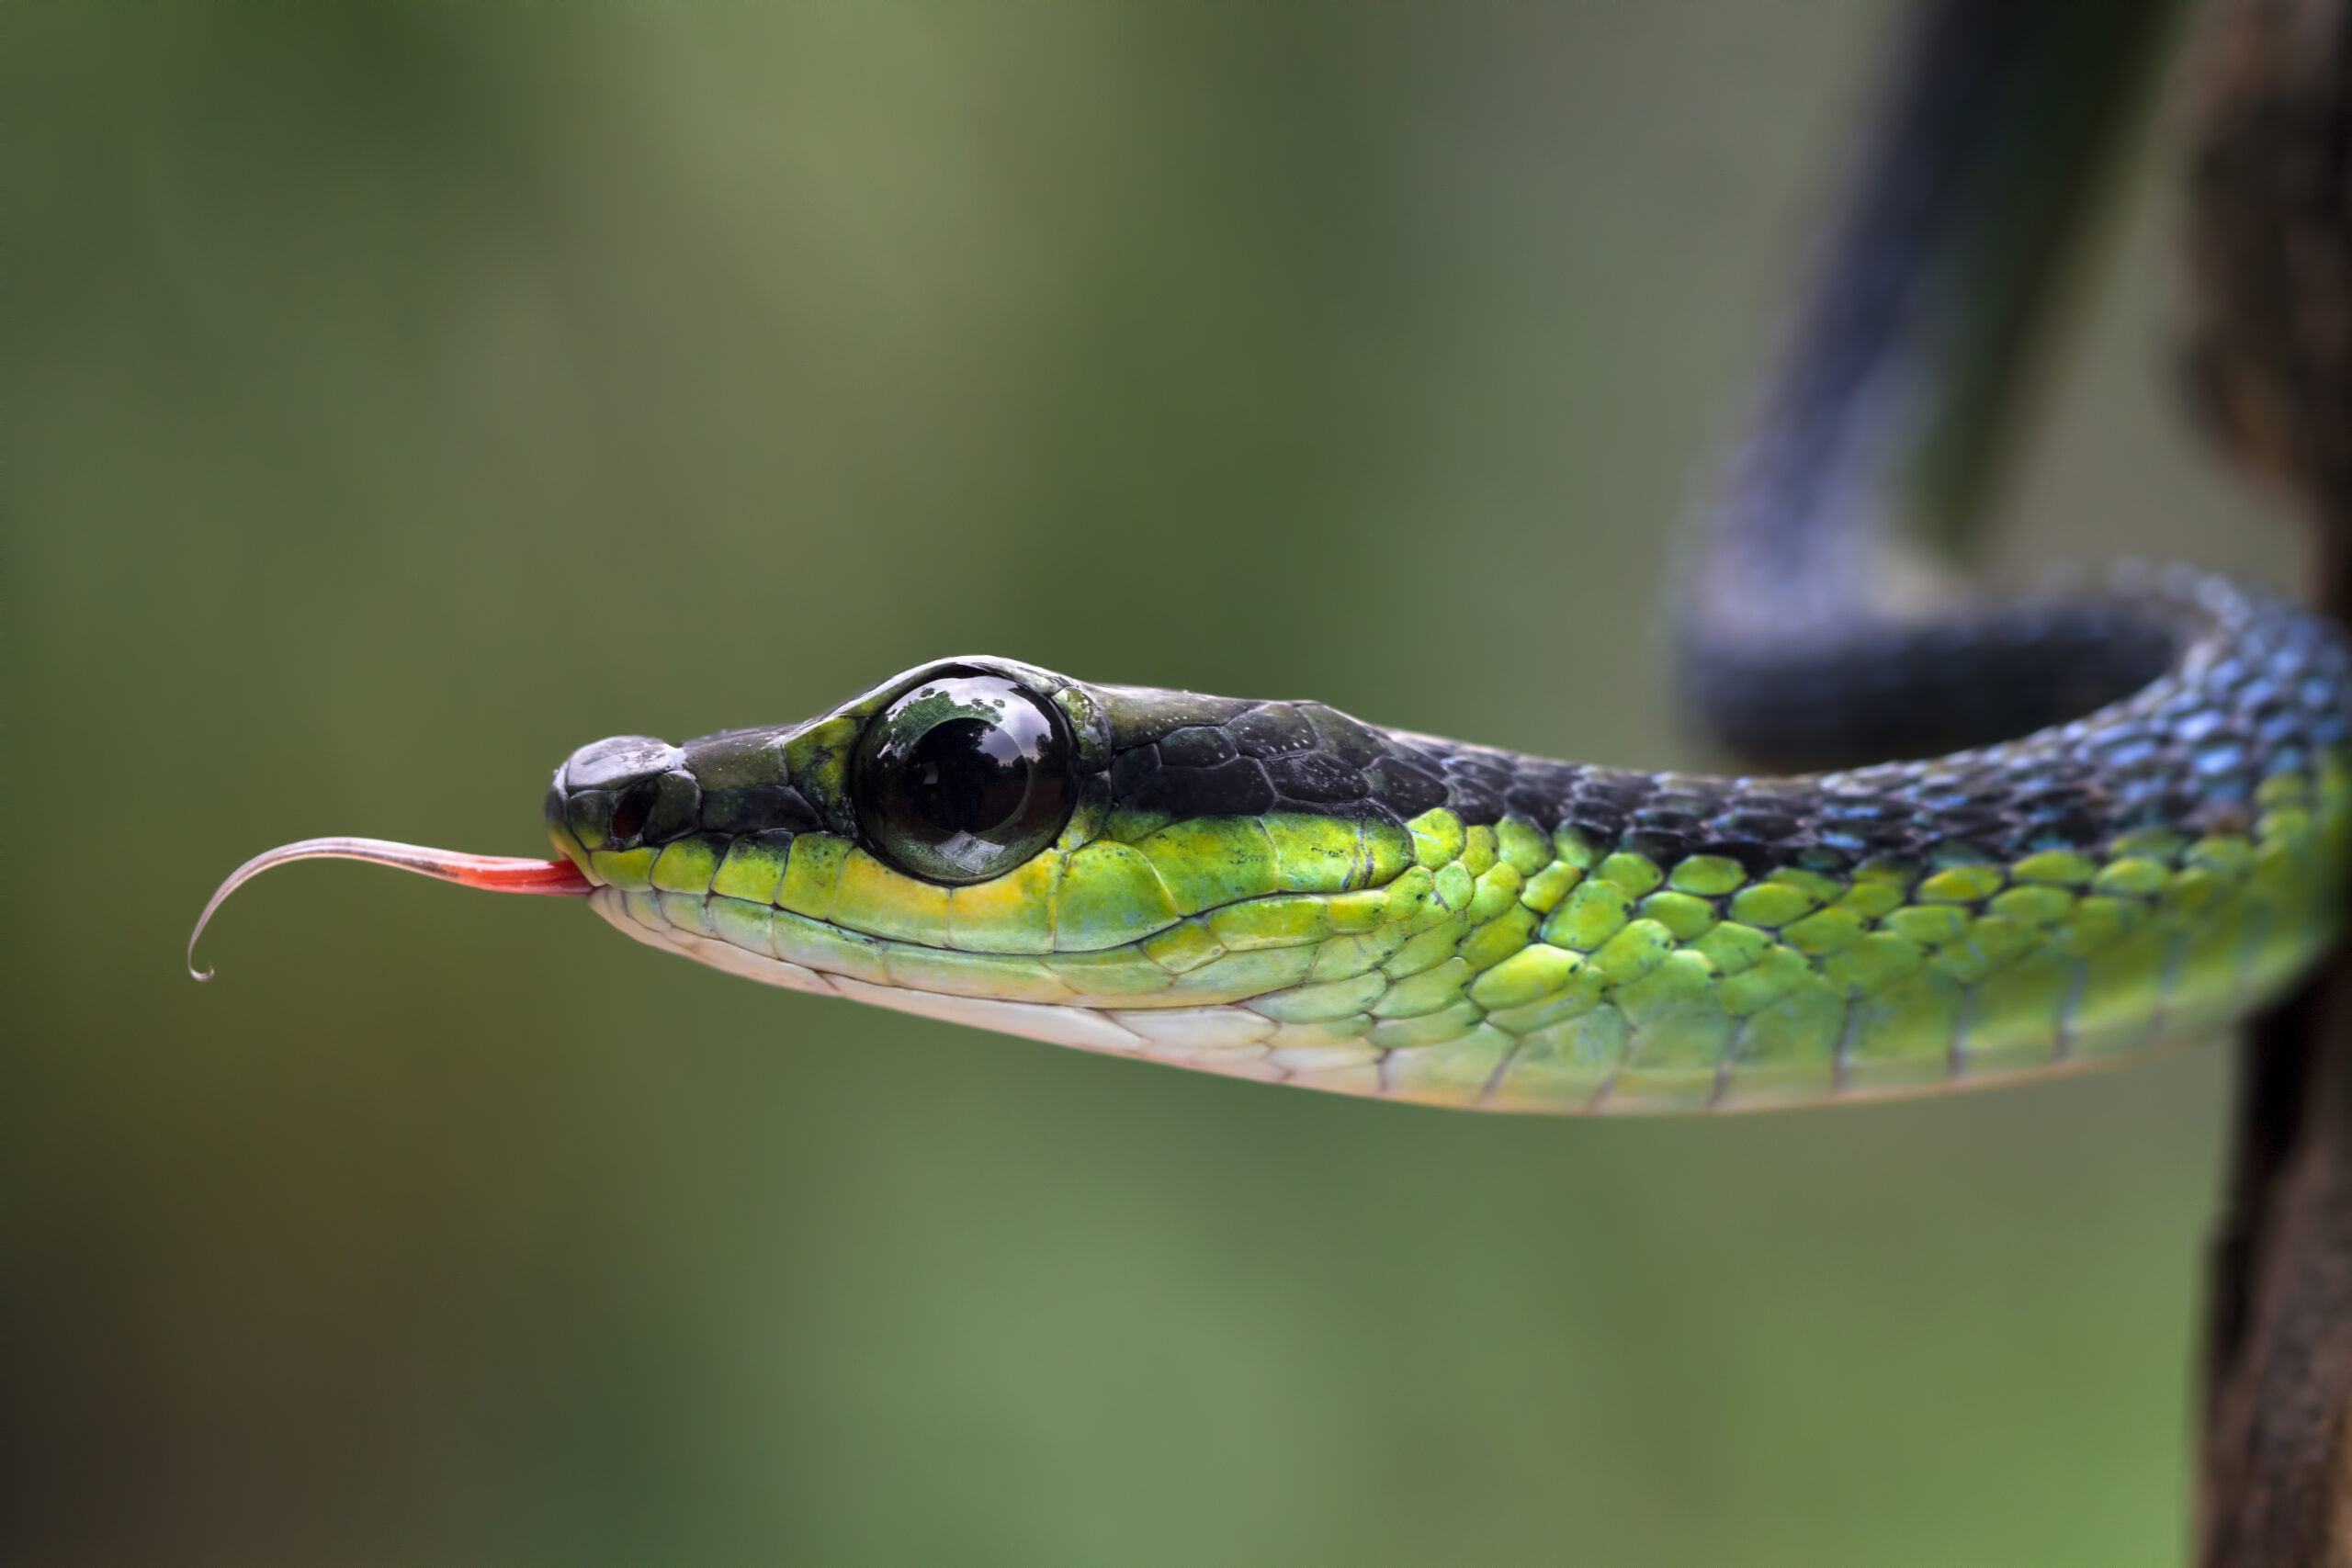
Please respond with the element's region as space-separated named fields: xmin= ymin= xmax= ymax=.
xmin=854 ymin=672 xmax=1075 ymax=884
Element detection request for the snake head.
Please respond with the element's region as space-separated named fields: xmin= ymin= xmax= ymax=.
xmin=544 ymin=654 xmax=1110 ymax=893
xmin=537 ymin=657 xmax=1443 ymax=1082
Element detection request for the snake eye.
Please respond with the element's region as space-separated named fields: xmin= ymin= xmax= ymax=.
xmin=853 ymin=671 xmax=1075 ymax=885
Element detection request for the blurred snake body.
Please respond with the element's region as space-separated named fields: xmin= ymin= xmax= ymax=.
xmin=192 ymin=1 xmax=2352 ymax=1113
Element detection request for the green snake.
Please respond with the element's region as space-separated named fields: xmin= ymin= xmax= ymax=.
xmin=188 ymin=0 xmax=2352 ymax=1113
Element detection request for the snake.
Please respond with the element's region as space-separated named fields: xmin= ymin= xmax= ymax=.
xmin=188 ymin=0 xmax=2352 ymax=1114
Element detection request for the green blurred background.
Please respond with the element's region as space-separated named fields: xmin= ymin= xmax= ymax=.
xmin=3 ymin=3 xmax=2313 ymax=1564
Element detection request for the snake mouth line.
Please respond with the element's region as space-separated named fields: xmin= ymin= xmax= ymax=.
xmin=187 ymin=837 xmax=594 ymax=980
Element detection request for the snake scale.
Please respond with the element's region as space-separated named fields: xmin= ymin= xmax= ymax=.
xmin=190 ymin=0 xmax=2352 ymax=1114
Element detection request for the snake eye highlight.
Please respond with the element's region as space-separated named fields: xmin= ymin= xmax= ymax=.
xmin=854 ymin=672 xmax=1074 ymax=885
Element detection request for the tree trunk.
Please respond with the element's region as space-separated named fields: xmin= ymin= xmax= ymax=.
xmin=2187 ymin=1 xmax=2352 ymax=1562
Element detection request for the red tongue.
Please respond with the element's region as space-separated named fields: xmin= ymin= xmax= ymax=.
xmin=188 ymin=836 xmax=594 ymax=980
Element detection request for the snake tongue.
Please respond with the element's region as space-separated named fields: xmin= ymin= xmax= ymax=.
xmin=187 ymin=836 xmax=594 ymax=980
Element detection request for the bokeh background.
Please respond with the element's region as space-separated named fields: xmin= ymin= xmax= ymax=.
xmin=2 ymin=3 xmax=2313 ymax=1564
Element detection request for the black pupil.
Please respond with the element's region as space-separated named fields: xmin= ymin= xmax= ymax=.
xmin=899 ymin=716 xmax=1033 ymax=837
xmin=854 ymin=672 xmax=1074 ymax=884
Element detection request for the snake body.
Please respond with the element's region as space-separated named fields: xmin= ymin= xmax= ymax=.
xmin=548 ymin=577 xmax=2352 ymax=1111
xmin=197 ymin=0 xmax=2352 ymax=1112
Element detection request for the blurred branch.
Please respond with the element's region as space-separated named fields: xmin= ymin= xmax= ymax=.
xmin=2188 ymin=0 xmax=2352 ymax=1561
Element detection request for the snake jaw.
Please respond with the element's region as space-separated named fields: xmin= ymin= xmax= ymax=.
xmin=186 ymin=838 xmax=593 ymax=981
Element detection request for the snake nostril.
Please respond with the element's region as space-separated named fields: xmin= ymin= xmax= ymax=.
xmin=608 ymin=779 xmax=659 ymax=843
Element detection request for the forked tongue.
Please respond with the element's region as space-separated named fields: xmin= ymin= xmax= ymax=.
xmin=188 ymin=837 xmax=594 ymax=980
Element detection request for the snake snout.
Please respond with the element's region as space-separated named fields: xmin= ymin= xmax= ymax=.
xmin=548 ymin=734 xmax=691 ymax=860
xmin=547 ymin=727 xmax=832 ymax=872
